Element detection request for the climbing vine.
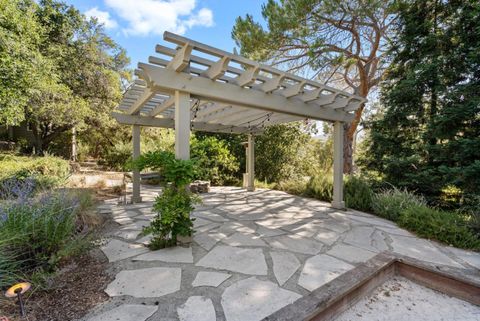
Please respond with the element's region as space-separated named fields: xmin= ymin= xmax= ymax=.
xmin=133 ymin=151 xmax=199 ymax=249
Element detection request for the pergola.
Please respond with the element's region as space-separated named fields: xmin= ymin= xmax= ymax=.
xmin=112 ymin=31 xmax=366 ymax=209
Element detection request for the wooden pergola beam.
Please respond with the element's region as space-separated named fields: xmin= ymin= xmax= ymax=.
xmin=138 ymin=63 xmax=354 ymax=122
xmin=149 ymin=96 xmax=175 ymax=117
xmin=127 ymin=88 xmax=156 ymax=115
xmin=111 ymin=112 xmax=262 ymax=134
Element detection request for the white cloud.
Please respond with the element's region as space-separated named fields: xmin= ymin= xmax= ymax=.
xmin=85 ymin=7 xmax=118 ymax=29
xmin=104 ymin=0 xmax=214 ymax=36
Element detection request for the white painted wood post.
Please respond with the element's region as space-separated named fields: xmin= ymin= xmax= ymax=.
xmin=332 ymin=121 xmax=345 ymax=209
xmin=247 ymin=134 xmax=255 ymax=191
xmin=132 ymin=124 xmax=142 ymax=203
xmin=174 ymin=90 xmax=191 ymax=160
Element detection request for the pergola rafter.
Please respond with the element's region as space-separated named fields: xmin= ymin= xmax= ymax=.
xmin=113 ymin=31 xmax=366 ymax=208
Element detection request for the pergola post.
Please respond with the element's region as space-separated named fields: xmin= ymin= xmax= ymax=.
xmin=332 ymin=121 xmax=345 ymax=209
xmin=132 ymin=124 xmax=142 ymax=203
xmin=175 ymin=90 xmax=190 ymax=160
xmin=247 ymin=134 xmax=255 ymax=191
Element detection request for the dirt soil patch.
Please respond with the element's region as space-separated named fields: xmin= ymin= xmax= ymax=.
xmin=1 ymin=253 xmax=112 ymax=321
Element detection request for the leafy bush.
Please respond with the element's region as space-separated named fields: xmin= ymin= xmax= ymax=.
xmin=344 ymin=176 xmax=373 ymax=212
xmin=306 ymin=174 xmax=373 ymax=211
xmin=99 ymin=142 xmax=131 ymax=171
xmin=306 ymin=173 xmax=333 ymax=202
xmin=398 ymin=205 xmax=480 ymax=250
xmin=134 ymin=150 xmax=199 ymax=249
xmin=372 ymin=187 xmax=427 ymax=221
xmin=147 ymin=187 xmax=199 ymax=248
xmin=191 ymin=136 xmax=240 ymax=185
xmin=275 ymin=179 xmax=307 ymax=196
xmin=0 ymin=189 xmax=92 ymax=287
xmin=457 ymin=194 xmax=480 ymax=235
xmin=0 ymin=154 xmax=70 ymax=193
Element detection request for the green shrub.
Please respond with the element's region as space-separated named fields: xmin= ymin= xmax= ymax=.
xmin=457 ymin=194 xmax=480 ymax=235
xmin=306 ymin=174 xmax=333 ymax=202
xmin=147 ymin=187 xmax=199 ymax=248
xmin=134 ymin=150 xmax=199 ymax=249
xmin=0 ymin=154 xmax=70 ymax=192
xmin=399 ymin=205 xmax=480 ymax=250
xmin=99 ymin=142 xmax=131 ymax=171
xmin=344 ymin=175 xmax=373 ymax=212
xmin=275 ymin=179 xmax=308 ymax=196
xmin=191 ymin=136 xmax=240 ymax=185
xmin=372 ymin=187 xmax=427 ymax=221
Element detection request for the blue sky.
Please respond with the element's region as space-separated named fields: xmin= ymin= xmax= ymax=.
xmin=63 ymin=0 xmax=265 ymax=68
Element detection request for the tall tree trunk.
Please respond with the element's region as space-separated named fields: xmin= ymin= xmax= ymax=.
xmin=343 ymin=99 xmax=366 ymax=174
xmin=31 ymin=125 xmax=43 ymax=155
xmin=71 ymin=126 xmax=77 ymax=162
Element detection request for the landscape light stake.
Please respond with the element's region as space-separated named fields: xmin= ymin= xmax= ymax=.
xmin=5 ymin=282 xmax=31 ymax=317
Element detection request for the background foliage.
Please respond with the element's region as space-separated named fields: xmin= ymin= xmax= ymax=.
xmin=360 ymin=0 xmax=480 ymax=208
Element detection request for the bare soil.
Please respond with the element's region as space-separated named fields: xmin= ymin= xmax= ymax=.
xmin=0 ymin=185 xmax=121 ymax=321
xmin=1 ymin=253 xmax=112 ymax=321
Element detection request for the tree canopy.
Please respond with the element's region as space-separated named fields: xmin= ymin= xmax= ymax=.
xmin=0 ymin=0 xmax=129 ymax=154
xmin=232 ymin=0 xmax=396 ymax=173
xmin=360 ymin=0 xmax=480 ymax=205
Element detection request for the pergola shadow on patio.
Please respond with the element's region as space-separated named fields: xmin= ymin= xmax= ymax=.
xmin=112 ymin=31 xmax=366 ymax=209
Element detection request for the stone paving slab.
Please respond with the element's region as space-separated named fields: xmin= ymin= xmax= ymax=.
xmin=115 ymin=229 xmax=142 ymax=241
xmin=100 ymin=239 xmax=148 ymax=262
xmin=389 ymin=234 xmax=463 ymax=268
xmin=192 ymin=271 xmax=231 ymax=287
xmin=221 ymin=232 xmax=267 ymax=247
xmin=343 ymin=226 xmax=388 ymax=253
xmin=265 ymin=234 xmax=324 ymax=255
xmin=194 ymin=232 xmax=222 ymax=250
xmin=313 ymin=228 xmax=340 ymax=245
xmin=298 ymin=254 xmax=354 ymax=291
xmin=327 ymin=243 xmax=377 ymax=264
xmin=193 ymin=210 xmax=230 ymax=222
xmin=133 ymin=246 xmax=194 ymax=263
xmin=196 ymin=245 xmax=268 ymax=275
xmin=447 ymin=246 xmax=480 ymax=269
xmin=221 ymin=277 xmax=301 ymax=321
xmin=178 ymin=296 xmax=216 ymax=321
xmin=86 ymin=304 xmax=157 ymax=321
xmin=105 ymin=267 xmax=181 ymax=298
xmin=270 ymin=251 xmax=300 ymax=286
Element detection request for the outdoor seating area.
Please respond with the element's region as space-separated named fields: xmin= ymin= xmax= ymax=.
xmin=2 ymin=1 xmax=479 ymax=320
xmin=84 ymin=185 xmax=480 ymax=321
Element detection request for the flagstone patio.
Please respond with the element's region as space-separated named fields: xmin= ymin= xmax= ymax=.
xmin=82 ymin=186 xmax=480 ymax=321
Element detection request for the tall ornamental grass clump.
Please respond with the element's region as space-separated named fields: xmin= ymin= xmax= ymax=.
xmin=133 ymin=150 xmax=199 ymax=249
xmin=306 ymin=174 xmax=333 ymax=202
xmin=0 ymin=180 xmax=91 ymax=287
